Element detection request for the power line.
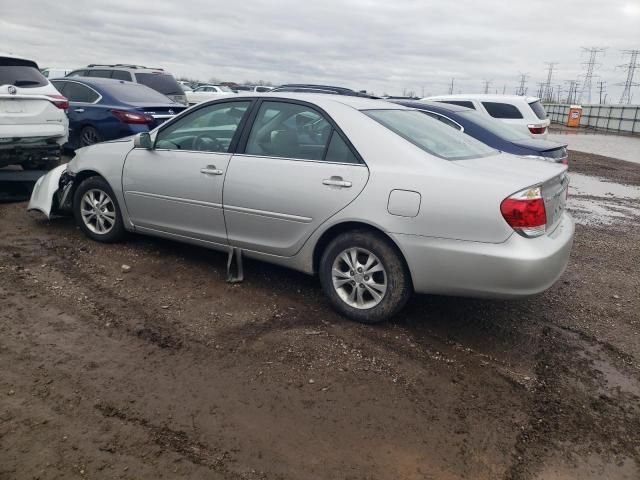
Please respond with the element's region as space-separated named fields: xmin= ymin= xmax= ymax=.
xmin=617 ymin=49 xmax=639 ymax=105
xmin=577 ymin=47 xmax=606 ymax=104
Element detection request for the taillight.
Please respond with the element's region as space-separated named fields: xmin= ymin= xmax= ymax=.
xmin=500 ymin=186 xmax=546 ymax=238
xmin=48 ymin=94 xmax=69 ymax=109
xmin=111 ymin=109 xmax=154 ymax=124
xmin=528 ymin=124 xmax=547 ymax=135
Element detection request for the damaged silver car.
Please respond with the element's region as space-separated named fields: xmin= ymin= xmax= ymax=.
xmin=29 ymin=93 xmax=574 ymax=323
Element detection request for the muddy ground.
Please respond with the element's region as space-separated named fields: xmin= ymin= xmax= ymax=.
xmin=1 ymin=151 xmax=639 ymax=480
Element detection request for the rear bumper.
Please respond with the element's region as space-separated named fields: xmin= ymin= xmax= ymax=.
xmin=392 ymin=212 xmax=574 ymax=298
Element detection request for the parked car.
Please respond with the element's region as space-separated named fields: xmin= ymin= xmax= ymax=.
xmin=1 ymin=53 xmax=69 ymax=170
xmin=29 ymin=94 xmax=573 ymax=323
xmin=234 ymin=85 xmax=274 ymax=93
xmin=423 ymin=94 xmax=550 ymax=138
xmin=392 ymin=100 xmax=568 ymax=164
xmin=67 ymin=64 xmax=187 ymax=105
xmin=41 ymin=67 xmax=74 ymax=79
xmin=50 ymin=77 xmax=187 ymax=149
xmin=185 ymin=84 xmax=236 ymax=105
xmin=270 ymin=84 xmax=375 ymax=97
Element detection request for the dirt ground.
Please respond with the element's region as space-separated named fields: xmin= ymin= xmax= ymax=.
xmin=1 ymin=151 xmax=639 ymax=480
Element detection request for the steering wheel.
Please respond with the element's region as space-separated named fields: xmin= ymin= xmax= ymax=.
xmin=194 ymin=134 xmax=224 ymax=152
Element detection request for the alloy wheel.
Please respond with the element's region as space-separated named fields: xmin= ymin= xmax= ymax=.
xmin=331 ymin=247 xmax=388 ymax=309
xmin=80 ymin=189 xmax=116 ymax=235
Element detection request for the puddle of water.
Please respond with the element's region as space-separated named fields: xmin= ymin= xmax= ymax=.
xmin=548 ymin=132 xmax=640 ymax=164
xmin=567 ymin=173 xmax=640 ymax=225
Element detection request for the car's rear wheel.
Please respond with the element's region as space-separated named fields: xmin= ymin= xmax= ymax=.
xmin=319 ymin=230 xmax=412 ymax=323
xmin=73 ymin=176 xmax=125 ymax=243
xmin=80 ymin=126 xmax=101 ymax=147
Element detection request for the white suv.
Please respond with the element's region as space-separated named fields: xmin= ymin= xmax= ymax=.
xmin=1 ymin=53 xmax=69 ymax=170
xmin=423 ymin=94 xmax=550 ymax=138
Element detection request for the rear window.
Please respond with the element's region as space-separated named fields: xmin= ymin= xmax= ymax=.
xmin=0 ymin=58 xmax=48 ymax=88
xmin=460 ymin=110 xmax=529 ymax=141
xmin=135 ymin=73 xmax=183 ymax=96
xmin=528 ymin=100 xmax=548 ymax=120
xmin=482 ymin=102 xmax=524 ymax=119
xmin=106 ymin=82 xmax=177 ymax=104
xmin=365 ymin=109 xmax=496 ymax=161
xmin=437 ymin=100 xmax=475 ymax=109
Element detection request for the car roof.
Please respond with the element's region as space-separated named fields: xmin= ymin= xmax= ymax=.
xmin=394 ymin=100 xmax=471 ymax=113
xmin=206 ymin=92 xmax=408 ymax=111
xmin=425 ymin=94 xmax=540 ymax=103
xmin=53 ymin=77 xmax=141 ymax=89
xmin=0 ymin=52 xmax=39 ymax=68
xmin=83 ymin=64 xmax=166 ymax=72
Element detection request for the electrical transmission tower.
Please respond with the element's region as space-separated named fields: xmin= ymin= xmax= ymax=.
xmin=542 ymin=62 xmax=557 ymax=102
xmin=618 ymin=50 xmax=639 ymax=105
xmin=596 ymin=81 xmax=607 ymax=104
xmin=565 ymin=79 xmax=580 ymax=104
xmin=449 ymin=78 xmax=455 ymax=95
xmin=516 ymin=73 xmax=529 ymax=96
xmin=578 ymin=47 xmax=606 ymax=104
xmin=482 ymin=79 xmax=492 ymax=94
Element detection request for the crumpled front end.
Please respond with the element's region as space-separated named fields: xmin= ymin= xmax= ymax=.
xmin=27 ymin=164 xmax=74 ymax=218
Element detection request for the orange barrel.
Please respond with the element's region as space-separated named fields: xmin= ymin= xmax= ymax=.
xmin=567 ymin=105 xmax=582 ymax=127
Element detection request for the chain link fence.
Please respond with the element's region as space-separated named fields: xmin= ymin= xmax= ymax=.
xmin=543 ymin=103 xmax=640 ymax=134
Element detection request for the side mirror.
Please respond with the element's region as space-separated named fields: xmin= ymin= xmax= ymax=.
xmin=134 ymin=132 xmax=152 ymax=149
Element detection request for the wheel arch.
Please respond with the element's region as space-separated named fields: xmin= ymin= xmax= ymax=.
xmin=312 ymin=221 xmax=412 ymax=280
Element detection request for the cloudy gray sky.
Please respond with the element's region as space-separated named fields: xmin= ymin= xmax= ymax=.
xmin=2 ymin=0 xmax=639 ymax=101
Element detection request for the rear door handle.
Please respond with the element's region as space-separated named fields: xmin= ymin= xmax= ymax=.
xmin=323 ymin=177 xmax=352 ymax=188
xmin=74 ymin=108 xmax=85 ymax=113
xmin=200 ymin=165 xmax=224 ymax=175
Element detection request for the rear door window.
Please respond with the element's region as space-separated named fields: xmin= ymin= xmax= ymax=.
xmin=245 ymin=101 xmax=335 ymax=161
xmin=437 ymin=100 xmax=475 ymax=109
xmin=0 ymin=58 xmax=48 ymax=88
xmin=481 ymin=102 xmax=524 ymax=119
xmin=111 ymin=70 xmax=132 ymax=81
xmin=86 ymin=69 xmax=113 ymax=78
xmin=528 ymin=100 xmax=548 ymax=120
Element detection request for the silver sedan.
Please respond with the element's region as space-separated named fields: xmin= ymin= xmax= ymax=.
xmin=29 ymin=93 xmax=574 ymax=323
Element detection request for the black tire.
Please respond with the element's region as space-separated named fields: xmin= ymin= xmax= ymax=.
xmin=319 ymin=229 xmax=412 ymax=324
xmin=79 ymin=126 xmax=101 ymax=147
xmin=73 ymin=176 xmax=126 ymax=243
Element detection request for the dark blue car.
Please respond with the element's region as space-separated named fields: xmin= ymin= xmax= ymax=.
xmin=392 ymin=100 xmax=568 ymax=164
xmin=51 ymin=77 xmax=187 ymax=149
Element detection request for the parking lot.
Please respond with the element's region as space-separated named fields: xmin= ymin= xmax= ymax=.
xmin=1 ymin=149 xmax=639 ymax=479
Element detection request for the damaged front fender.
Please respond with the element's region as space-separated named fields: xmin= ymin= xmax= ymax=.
xmin=27 ymin=165 xmax=73 ymax=219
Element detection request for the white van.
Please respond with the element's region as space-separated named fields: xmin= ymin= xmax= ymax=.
xmin=423 ymin=94 xmax=550 ymax=138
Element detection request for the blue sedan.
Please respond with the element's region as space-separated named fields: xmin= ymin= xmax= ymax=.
xmin=51 ymin=77 xmax=187 ymax=149
xmin=392 ymin=100 xmax=568 ymax=164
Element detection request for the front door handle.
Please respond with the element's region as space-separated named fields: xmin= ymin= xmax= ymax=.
xmin=200 ymin=165 xmax=224 ymax=175
xmin=323 ymin=176 xmax=352 ymax=188
xmin=74 ymin=108 xmax=85 ymax=113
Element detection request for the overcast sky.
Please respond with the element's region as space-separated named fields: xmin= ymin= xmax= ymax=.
xmin=1 ymin=0 xmax=639 ymax=101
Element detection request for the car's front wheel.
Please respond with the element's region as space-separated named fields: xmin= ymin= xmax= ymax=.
xmin=319 ymin=230 xmax=412 ymax=323
xmin=73 ymin=176 xmax=125 ymax=243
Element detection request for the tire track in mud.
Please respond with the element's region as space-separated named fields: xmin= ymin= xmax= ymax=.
xmin=505 ymin=326 xmax=640 ymax=480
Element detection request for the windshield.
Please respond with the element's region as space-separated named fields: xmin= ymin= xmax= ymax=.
xmin=365 ymin=109 xmax=496 ymax=160
xmin=107 ymin=82 xmax=178 ymax=104
xmin=460 ymin=110 xmax=530 ymax=141
xmin=0 ymin=61 xmax=48 ymax=88
xmin=217 ymin=85 xmax=233 ymax=92
xmin=135 ymin=73 xmax=183 ymax=96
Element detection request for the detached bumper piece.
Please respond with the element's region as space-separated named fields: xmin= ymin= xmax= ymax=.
xmin=226 ymin=247 xmax=244 ymax=283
